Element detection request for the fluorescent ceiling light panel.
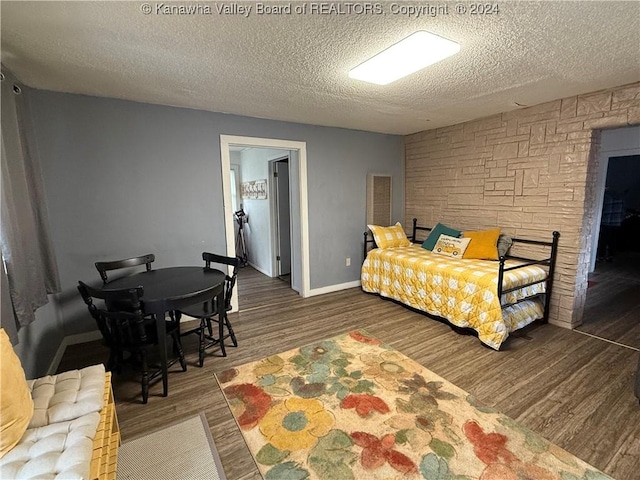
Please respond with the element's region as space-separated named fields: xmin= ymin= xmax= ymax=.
xmin=349 ymin=31 xmax=460 ymax=85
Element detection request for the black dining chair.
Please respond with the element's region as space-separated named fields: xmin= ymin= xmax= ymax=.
xmin=176 ymin=253 xmax=239 ymax=366
xmin=95 ymin=254 xmax=155 ymax=284
xmin=77 ymin=281 xmax=186 ymax=404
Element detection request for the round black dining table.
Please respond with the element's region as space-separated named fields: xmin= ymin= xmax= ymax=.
xmin=104 ymin=266 xmax=226 ymax=303
xmin=103 ymin=266 xmax=226 ymax=396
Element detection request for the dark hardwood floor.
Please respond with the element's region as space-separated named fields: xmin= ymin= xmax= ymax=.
xmin=577 ymin=251 xmax=640 ymax=350
xmin=58 ymin=266 xmax=640 ymax=480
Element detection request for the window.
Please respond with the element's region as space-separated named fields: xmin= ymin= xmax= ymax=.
xmin=230 ymin=165 xmax=241 ymax=213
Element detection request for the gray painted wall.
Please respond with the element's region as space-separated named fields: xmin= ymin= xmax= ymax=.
xmin=14 ymin=300 xmax=62 ymax=378
xmin=24 ymin=89 xmax=403 ymax=375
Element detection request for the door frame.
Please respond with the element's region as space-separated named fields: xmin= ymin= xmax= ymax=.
xmin=220 ymin=135 xmax=310 ymax=301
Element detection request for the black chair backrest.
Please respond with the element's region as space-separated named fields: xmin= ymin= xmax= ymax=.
xmin=77 ymin=281 xmax=154 ymax=348
xmin=203 ymin=252 xmax=239 ymax=311
xmin=95 ymin=254 xmax=155 ymax=284
xmin=144 ymin=281 xmax=224 ymax=317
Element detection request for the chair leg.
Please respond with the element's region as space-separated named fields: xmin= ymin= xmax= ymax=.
xmin=117 ymin=350 xmax=125 ymax=373
xmin=199 ymin=319 xmax=206 ymax=367
xmin=161 ymin=360 xmax=169 ymax=398
xmin=206 ymin=317 xmax=213 ymax=337
xmin=218 ymin=314 xmax=227 ymax=357
xmin=106 ymin=349 xmax=118 ymax=372
xmin=141 ymin=352 xmax=150 ymax=404
xmin=170 ymin=312 xmax=182 ymax=355
xmin=225 ymin=314 xmax=238 ymax=347
xmin=172 ymin=332 xmax=187 ymax=372
xmin=108 ymin=349 xmax=125 ymax=374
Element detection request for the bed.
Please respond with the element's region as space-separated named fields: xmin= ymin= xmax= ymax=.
xmin=361 ymin=219 xmax=560 ymax=350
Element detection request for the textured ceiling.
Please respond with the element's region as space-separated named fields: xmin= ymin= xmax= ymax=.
xmin=2 ymin=1 xmax=639 ymax=135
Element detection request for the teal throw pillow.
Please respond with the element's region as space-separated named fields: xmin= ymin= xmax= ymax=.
xmin=422 ymin=223 xmax=462 ymax=251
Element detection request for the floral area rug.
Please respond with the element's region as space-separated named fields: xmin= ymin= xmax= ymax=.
xmin=217 ymin=331 xmax=611 ymax=480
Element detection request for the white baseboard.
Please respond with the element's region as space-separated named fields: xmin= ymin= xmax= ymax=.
xmin=47 ymin=330 xmax=103 ymax=375
xmin=307 ymin=280 xmax=361 ymax=297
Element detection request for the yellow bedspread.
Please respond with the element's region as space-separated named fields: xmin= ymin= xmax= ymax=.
xmin=361 ymin=244 xmax=548 ymax=349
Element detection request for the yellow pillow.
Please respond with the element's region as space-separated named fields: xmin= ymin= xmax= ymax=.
xmin=0 ymin=328 xmax=34 ymax=458
xmin=462 ymin=228 xmax=501 ymax=260
xmin=367 ymin=222 xmax=411 ymax=249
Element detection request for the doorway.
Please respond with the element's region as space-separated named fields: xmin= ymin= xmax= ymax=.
xmin=270 ymin=157 xmax=292 ymax=282
xmin=219 ymin=135 xmax=310 ymax=310
xmin=578 ymin=126 xmax=640 ymax=350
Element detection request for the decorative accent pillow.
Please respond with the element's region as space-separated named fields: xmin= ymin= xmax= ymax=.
xmin=462 ymin=228 xmax=501 ymax=260
xmin=432 ymin=234 xmax=472 ymax=258
xmin=421 ymin=223 xmax=461 ymax=251
xmin=497 ymin=234 xmax=513 ymax=258
xmin=0 ymin=328 xmax=34 ymax=458
xmin=367 ymin=222 xmax=411 ymax=249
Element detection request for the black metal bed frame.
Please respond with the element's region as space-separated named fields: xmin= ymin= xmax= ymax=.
xmin=363 ymin=218 xmax=560 ymax=323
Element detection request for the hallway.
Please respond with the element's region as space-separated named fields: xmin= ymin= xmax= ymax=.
xmin=576 ymin=251 xmax=640 ymax=350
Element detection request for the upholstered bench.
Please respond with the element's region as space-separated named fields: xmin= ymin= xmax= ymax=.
xmin=1 ymin=329 xmax=119 ymax=479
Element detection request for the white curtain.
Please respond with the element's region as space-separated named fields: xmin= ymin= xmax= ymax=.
xmin=0 ymin=66 xmax=60 ymax=334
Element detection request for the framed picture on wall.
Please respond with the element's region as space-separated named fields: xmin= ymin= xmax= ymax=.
xmin=241 ymin=179 xmax=267 ymax=199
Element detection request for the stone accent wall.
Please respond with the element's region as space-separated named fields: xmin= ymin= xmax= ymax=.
xmin=405 ymin=82 xmax=640 ymax=328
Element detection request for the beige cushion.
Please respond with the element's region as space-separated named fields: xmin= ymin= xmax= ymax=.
xmin=27 ymin=364 xmax=105 ymax=429
xmin=0 ymin=412 xmax=100 ymax=480
xmin=0 ymin=328 xmax=34 ymax=458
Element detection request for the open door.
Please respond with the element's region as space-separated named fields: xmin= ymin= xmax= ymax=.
xmin=274 ymin=158 xmax=291 ymax=277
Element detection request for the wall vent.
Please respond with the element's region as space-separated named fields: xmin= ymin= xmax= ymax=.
xmin=366 ymin=174 xmax=392 ymax=226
